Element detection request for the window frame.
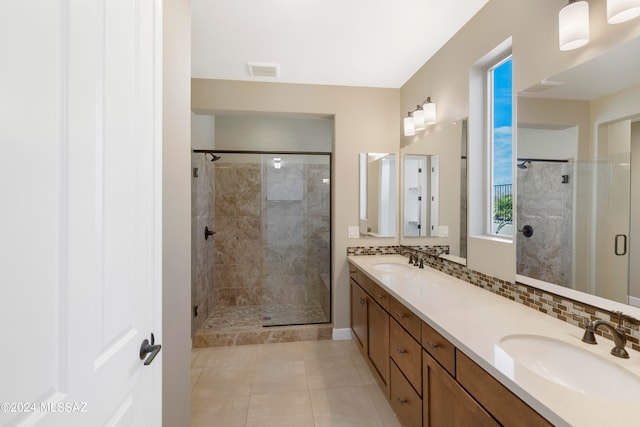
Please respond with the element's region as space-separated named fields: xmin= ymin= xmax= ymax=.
xmin=485 ymin=53 xmax=513 ymax=238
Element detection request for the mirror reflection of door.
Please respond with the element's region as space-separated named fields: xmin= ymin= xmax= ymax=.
xmin=404 ymin=155 xmax=428 ymax=236
xmin=359 ymin=153 xmax=396 ymax=237
xmin=403 ymin=155 xmax=439 ymax=237
xmin=594 ymin=119 xmax=633 ymax=303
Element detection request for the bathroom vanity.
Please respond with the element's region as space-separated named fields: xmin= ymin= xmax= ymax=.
xmin=348 ymin=254 xmax=640 ymax=427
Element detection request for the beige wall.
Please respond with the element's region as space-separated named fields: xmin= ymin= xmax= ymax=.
xmin=214 ymin=116 xmax=333 ymax=152
xmin=192 ymin=79 xmax=400 ymax=329
xmin=163 ymin=0 xmax=191 ymax=425
xmin=401 ymin=0 xmax=640 ymax=282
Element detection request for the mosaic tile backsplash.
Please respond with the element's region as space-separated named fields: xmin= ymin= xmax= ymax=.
xmin=349 ymin=245 xmax=640 ymax=353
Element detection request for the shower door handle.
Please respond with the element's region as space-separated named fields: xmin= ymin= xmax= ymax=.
xmin=615 ymin=234 xmax=627 ymax=256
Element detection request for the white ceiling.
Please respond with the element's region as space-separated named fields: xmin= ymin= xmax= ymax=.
xmin=520 ymin=35 xmax=640 ymax=101
xmin=191 ymin=0 xmax=490 ymax=89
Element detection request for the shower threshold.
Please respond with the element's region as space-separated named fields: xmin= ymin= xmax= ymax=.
xmin=193 ymin=305 xmax=332 ymax=347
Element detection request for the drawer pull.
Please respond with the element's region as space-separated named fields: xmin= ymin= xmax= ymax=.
xmin=397 ymin=312 xmax=405 ymax=319
xmin=427 ymin=342 xmax=439 ymax=351
xmin=359 ymin=297 xmax=365 ymax=306
xmin=396 ymin=347 xmax=407 ymax=356
xmin=376 ymin=294 xmax=386 ymax=300
xmin=397 ymin=397 xmax=408 ymax=405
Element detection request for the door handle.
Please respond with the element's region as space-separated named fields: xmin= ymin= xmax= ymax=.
xmin=615 ymin=234 xmax=627 ymax=256
xmin=140 ymin=333 xmax=162 ymax=366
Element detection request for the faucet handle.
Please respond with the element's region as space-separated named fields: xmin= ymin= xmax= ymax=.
xmin=615 ymin=310 xmax=640 ymax=326
xmin=614 ymin=310 xmax=624 ymax=328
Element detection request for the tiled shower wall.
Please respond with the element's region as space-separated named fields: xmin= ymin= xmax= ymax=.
xmin=214 ymin=158 xmax=331 ymax=322
xmin=191 ymin=154 xmax=217 ymax=336
xmin=517 ymin=162 xmax=572 ymax=286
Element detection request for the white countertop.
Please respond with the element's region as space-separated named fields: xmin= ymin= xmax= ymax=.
xmin=347 ymin=254 xmax=640 ymax=427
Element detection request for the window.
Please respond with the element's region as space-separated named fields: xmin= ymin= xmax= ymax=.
xmin=488 ymin=56 xmax=512 ymax=237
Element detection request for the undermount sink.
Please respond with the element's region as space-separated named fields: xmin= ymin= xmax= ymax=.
xmin=497 ymin=334 xmax=640 ymax=399
xmin=372 ymin=262 xmax=413 ymax=273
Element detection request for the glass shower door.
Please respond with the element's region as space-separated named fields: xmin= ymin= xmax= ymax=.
xmin=261 ymin=154 xmax=331 ymax=326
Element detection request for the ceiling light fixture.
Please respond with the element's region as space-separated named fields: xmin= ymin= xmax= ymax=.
xmin=559 ymin=0 xmax=590 ymax=51
xmin=607 ymin=0 xmax=640 ymax=23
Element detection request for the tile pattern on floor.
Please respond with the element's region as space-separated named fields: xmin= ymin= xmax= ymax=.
xmin=191 ymin=340 xmax=402 ymax=427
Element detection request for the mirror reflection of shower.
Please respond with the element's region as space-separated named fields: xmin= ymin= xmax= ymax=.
xmin=517 ymin=160 xmax=532 ymax=169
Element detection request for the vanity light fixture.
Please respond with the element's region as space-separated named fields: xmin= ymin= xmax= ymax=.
xmin=412 ymin=105 xmax=426 ymax=131
xmin=403 ymin=97 xmax=437 ymax=137
xmin=423 ymin=97 xmax=437 ymax=125
xmin=559 ymin=0 xmax=640 ymax=51
xmin=559 ymin=0 xmax=590 ymax=51
xmin=404 ymin=112 xmax=416 ymax=136
xmin=607 ymin=0 xmax=640 ymax=23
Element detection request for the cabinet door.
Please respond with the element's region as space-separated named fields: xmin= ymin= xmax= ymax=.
xmin=350 ymin=279 xmax=367 ymax=352
xmin=423 ymin=351 xmax=498 ymax=427
xmin=456 ymin=352 xmax=553 ymax=427
xmin=368 ymin=297 xmax=390 ymax=389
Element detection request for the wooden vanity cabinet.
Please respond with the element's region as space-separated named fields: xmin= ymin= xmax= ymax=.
xmin=350 ymin=278 xmax=367 ymax=352
xmin=423 ymin=350 xmax=498 ymax=427
xmin=391 ymin=359 xmax=423 ymax=427
xmin=390 ymin=319 xmax=422 ymax=394
xmin=367 ymin=293 xmax=390 ymax=391
xmin=456 ymin=352 xmax=553 ymax=427
xmin=350 ymin=273 xmax=390 ymax=394
xmin=348 ymin=262 xmax=553 ymax=427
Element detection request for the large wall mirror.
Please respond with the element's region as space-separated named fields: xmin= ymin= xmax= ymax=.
xmin=359 ymin=153 xmax=396 ymax=237
xmin=517 ymin=35 xmax=640 ymax=307
xmin=400 ymin=119 xmax=467 ymax=261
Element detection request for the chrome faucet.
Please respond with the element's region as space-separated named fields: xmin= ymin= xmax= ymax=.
xmin=582 ymin=311 xmax=629 ymax=359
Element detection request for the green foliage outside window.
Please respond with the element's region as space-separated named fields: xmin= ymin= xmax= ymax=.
xmin=493 ymin=194 xmax=512 ymax=222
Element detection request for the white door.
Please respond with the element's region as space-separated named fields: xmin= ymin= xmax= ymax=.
xmin=1 ymin=1 xmax=162 ymax=426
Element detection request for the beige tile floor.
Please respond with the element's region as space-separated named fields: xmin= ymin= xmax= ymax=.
xmin=191 ymin=340 xmax=402 ymax=427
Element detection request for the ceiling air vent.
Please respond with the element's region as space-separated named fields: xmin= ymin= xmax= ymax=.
xmin=247 ymin=62 xmax=280 ymax=78
xmin=520 ymin=79 xmax=564 ymax=96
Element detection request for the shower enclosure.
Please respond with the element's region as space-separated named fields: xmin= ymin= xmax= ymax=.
xmin=191 ymin=151 xmax=331 ymax=336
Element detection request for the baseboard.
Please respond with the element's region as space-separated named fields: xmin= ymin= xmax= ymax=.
xmin=629 ymin=296 xmax=640 ymax=308
xmin=332 ymin=328 xmax=353 ymax=340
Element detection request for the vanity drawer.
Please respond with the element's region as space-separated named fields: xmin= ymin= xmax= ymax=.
xmin=371 ymin=283 xmax=390 ymax=311
xmin=349 ymin=264 xmax=390 ymax=311
xmin=421 ymin=321 xmax=455 ymax=376
xmin=390 ymin=318 xmax=422 ymax=395
xmin=390 ymin=297 xmax=421 ymax=341
xmin=390 ymin=360 xmax=422 ymax=427
xmin=456 ymin=351 xmax=553 ymax=427
xmin=351 ymin=269 xmax=375 ymax=298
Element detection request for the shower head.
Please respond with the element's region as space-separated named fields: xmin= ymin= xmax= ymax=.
xmin=517 ymin=160 xmax=531 ymax=169
xmin=207 ymin=153 xmax=221 ymax=162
